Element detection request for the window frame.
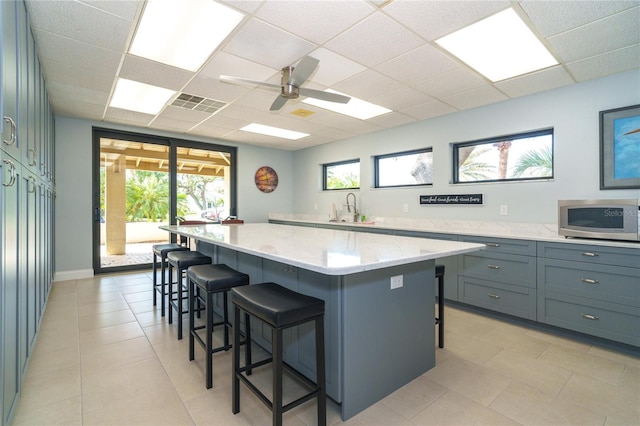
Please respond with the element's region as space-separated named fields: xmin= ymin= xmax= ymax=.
xmin=322 ymin=158 xmax=360 ymax=191
xmin=374 ymin=147 xmax=434 ymax=188
xmin=452 ymin=128 xmax=554 ymax=184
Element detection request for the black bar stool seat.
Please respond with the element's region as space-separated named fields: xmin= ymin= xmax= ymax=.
xmin=435 ymin=264 xmax=445 ymax=348
xmin=231 ymin=282 xmax=326 ymax=426
xmin=167 ymin=250 xmax=212 ymax=340
xmin=152 ymin=243 xmax=190 ymax=317
xmin=187 ymin=264 xmax=250 ymax=389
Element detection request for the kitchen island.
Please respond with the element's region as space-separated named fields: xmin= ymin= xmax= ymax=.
xmin=161 ymin=223 xmax=484 ymax=420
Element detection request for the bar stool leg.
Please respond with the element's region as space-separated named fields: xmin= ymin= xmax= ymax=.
xmin=168 ymin=263 xmax=174 ymax=324
xmin=189 ymin=276 xmax=195 ymax=361
xmin=232 ymin=304 xmax=241 ymax=414
xmin=206 ymin=291 xmax=214 ymax=389
xmin=438 ymin=273 xmax=444 ymax=349
xmin=177 ymin=270 xmax=184 ymax=340
xmin=316 ymin=317 xmax=326 ymax=426
xmin=152 ymin=253 xmax=158 ymax=307
xmin=272 ymin=328 xmax=284 ymax=426
xmin=245 ymin=312 xmax=252 ymax=376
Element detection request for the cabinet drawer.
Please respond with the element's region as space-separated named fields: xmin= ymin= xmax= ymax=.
xmin=539 ymin=259 xmax=640 ymax=307
xmin=458 ymin=276 xmax=536 ymax=320
xmin=461 ymin=252 xmax=536 ymax=287
xmin=460 ymin=235 xmax=536 ymax=256
xmin=539 ymin=294 xmax=640 ymax=347
xmin=538 ymin=242 xmax=640 ymax=268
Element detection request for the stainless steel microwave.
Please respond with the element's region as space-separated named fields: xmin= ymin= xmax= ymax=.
xmin=558 ymin=199 xmax=640 ymax=242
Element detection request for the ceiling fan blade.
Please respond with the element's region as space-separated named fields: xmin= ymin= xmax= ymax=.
xmin=299 ymin=88 xmax=351 ymax=104
xmin=270 ymin=95 xmax=288 ymax=111
xmin=288 ymin=56 xmax=319 ymax=87
xmin=219 ymin=75 xmax=281 ymax=90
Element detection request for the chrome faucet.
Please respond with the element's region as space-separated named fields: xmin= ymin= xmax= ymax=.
xmin=346 ymin=192 xmax=359 ymax=222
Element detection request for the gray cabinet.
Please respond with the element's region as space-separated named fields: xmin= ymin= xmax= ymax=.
xmin=1 ymin=1 xmax=54 ymax=424
xmin=458 ymin=236 xmax=537 ymax=320
xmin=537 ymin=242 xmax=640 ymax=347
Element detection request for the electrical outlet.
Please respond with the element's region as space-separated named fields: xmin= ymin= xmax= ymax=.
xmin=403 ymin=203 xmax=409 ymax=213
xmin=390 ymin=275 xmax=403 ymax=289
xmin=500 ymin=205 xmax=508 ymax=216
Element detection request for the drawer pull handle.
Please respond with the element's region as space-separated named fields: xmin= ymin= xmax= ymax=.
xmin=581 ymin=252 xmax=598 ymax=257
xmin=486 ymin=243 xmax=500 ymax=247
xmin=487 ymin=293 xmax=500 ymax=299
xmin=487 ymin=264 xmax=501 ymax=270
xmin=581 ymin=313 xmax=599 ymax=321
xmin=3 ymin=116 xmax=17 ymax=145
xmin=581 ymin=278 xmax=599 ymax=284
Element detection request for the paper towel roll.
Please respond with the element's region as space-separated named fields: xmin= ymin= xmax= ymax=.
xmin=330 ymin=203 xmax=337 ymax=220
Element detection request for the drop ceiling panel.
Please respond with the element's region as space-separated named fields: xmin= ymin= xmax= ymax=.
xmin=443 ymin=86 xmax=509 ymax=111
xmin=200 ymin=51 xmax=278 ymax=81
xmin=520 ymin=1 xmax=638 ymax=37
xmin=119 ymin=55 xmax=194 ymax=91
xmin=156 ymin=105 xmax=212 ymax=125
xmin=383 ymin=0 xmax=509 ymax=41
xmin=26 ymin=0 xmax=133 ymax=51
xmin=415 ymin=68 xmax=486 ymax=99
xmin=104 ymin=108 xmax=154 ymax=127
xmin=41 ymin=62 xmax=113 ymax=93
xmin=495 ymin=66 xmax=574 ymax=98
xmin=77 ymin=0 xmax=141 ymax=20
xmin=547 ymin=7 xmax=640 ymax=63
xmin=254 ymin=0 xmax=374 ymax=44
xmin=222 ymin=18 xmax=316 ymax=69
xmin=332 ymin=69 xmax=407 ymax=100
xmin=325 ymin=12 xmax=424 ymax=67
xmin=306 ymin=48 xmax=367 ymax=86
xmin=370 ymin=87 xmax=435 ymax=111
xmin=400 ymin=100 xmax=458 ymax=121
xmin=567 ymin=44 xmax=640 ymax=82
xmin=375 ymin=44 xmax=461 ymax=84
xmin=368 ymin=111 xmax=416 ymax=128
xmin=184 ymin=75 xmax=247 ymax=103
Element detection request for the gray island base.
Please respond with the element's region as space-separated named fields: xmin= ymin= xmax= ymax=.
xmin=161 ymin=223 xmax=484 ymax=420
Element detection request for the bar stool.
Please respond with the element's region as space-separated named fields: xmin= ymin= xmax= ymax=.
xmin=231 ymin=283 xmax=326 ymax=426
xmin=167 ymin=250 xmax=212 ymax=340
xmin=435 ymin=264 xmax=445 ymax=348
xmin=187 ymin=264 xmax=250 ymax=389
xmin=152 ymin=243 xmax=189 ymax=317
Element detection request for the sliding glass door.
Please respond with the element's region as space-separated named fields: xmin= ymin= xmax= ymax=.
xmin=92 ymin=128 xmax=236 ymax=274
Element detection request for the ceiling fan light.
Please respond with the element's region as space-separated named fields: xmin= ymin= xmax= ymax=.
xmin=241 ymin=123 xmax=309 ymax=140
xmin=130 ymin=0 xmax=244 ymax=72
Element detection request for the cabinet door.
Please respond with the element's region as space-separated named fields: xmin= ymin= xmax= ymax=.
xmin=22 ymin=172 xmax=38 ymax=354
xmin=1 ymin=154 xmax=22 ymax=424
xmin=2 ymin=0 xmax=20 ymax=159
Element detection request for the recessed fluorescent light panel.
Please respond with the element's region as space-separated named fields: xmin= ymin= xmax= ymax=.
xmin=303 ymin=89 xmax=391 ymax=120
xmin=130 ymin=0 xmax=244 ymax=71
xmin=436 ymin=8 xmax=558 ymax=82
xmin=240 ymin=123 xmax=309 ymax=140
xmin=110 ymin=78 xmax=176 ymax=114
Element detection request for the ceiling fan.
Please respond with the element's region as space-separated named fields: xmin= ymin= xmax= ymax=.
xmin=220 ymin=56 xmax=351 ymax=111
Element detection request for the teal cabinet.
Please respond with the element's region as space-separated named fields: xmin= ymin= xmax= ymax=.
xmin=1 ymin=1 xmax=54 ymax=424
xmin=458 ymin=236 xmax=537 ymax=320
xmin=537 ymin=242 xmax=640 ymax=347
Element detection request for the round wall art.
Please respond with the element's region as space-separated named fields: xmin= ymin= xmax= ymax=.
xmin=254 ymin=166 xmax=279 ymax=193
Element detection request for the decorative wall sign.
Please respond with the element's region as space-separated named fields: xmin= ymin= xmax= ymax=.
xmin=254 ymin=166 xmax=279 ymax=193
xmin=420 ymin=194 xmax=483 ymax=205
xmin=600 ymin=104 xmax=640 ymax=189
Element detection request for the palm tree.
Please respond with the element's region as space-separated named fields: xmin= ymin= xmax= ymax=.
xmin=126 ymin=171 xmax=170 ymax=222
xmin=512 ymin=145 xmax=553 ymax=177
xmin=458 ymin=146 xmax=494 ymax=181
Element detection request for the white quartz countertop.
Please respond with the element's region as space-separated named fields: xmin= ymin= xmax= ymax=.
xmin=160 ymin=223 xmax=485 ymax=276
xmin=268 ymin=214 xmax=640 ymax=249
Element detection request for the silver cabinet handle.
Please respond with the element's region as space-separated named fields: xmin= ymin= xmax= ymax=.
xmin=486 ymin=243 xmax=500 ymax=247
xmin=581 ymin=278 xmax=599 ymax=284
xmin=3 ymin=116 xmax=17 ymax=145
xmin=28 ymin=147 xmax=37 ymax=166
xmin=2 ymin=159 xmax=16 ymax=187
xmin=487 ymin=293 xmax=500 ymax=299
xmin=581 ymin=313 xmax=599 ymax=321
xmin=581 ymin=252 xmax=598 ymax=257
xmin=28 ymin=176 xmax=36 ymax=193
xmin=487 ymin=264 xmax=501 ymax=270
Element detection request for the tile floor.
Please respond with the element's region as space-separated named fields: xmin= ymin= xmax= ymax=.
xmin=12 ymin=271 xmax=640 ymax=425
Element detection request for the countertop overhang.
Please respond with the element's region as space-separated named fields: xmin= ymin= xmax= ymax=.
xmin=161 ymin=223 xmax=485 ymax=276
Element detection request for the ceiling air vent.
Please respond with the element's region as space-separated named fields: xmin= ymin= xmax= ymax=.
xmin=171 ymin=93 xmax=227 ymax=114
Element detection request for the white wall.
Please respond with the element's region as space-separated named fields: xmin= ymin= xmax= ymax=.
xmin=291 ymin=70 xmax=640 ymax=224
xmin=54 ymin=117 xmax=292 ymax=278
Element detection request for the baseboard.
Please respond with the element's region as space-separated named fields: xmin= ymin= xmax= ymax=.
xmin=54 ymin=269 xmax=94 ymax=282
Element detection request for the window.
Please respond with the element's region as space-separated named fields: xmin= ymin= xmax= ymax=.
xmin=323 ymin=159 xmax=360 ymax=190
xmin=453 ymin=129 xmax=553 ymax=183
xmin=375 ymin=148 xmax=433 ymax=188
